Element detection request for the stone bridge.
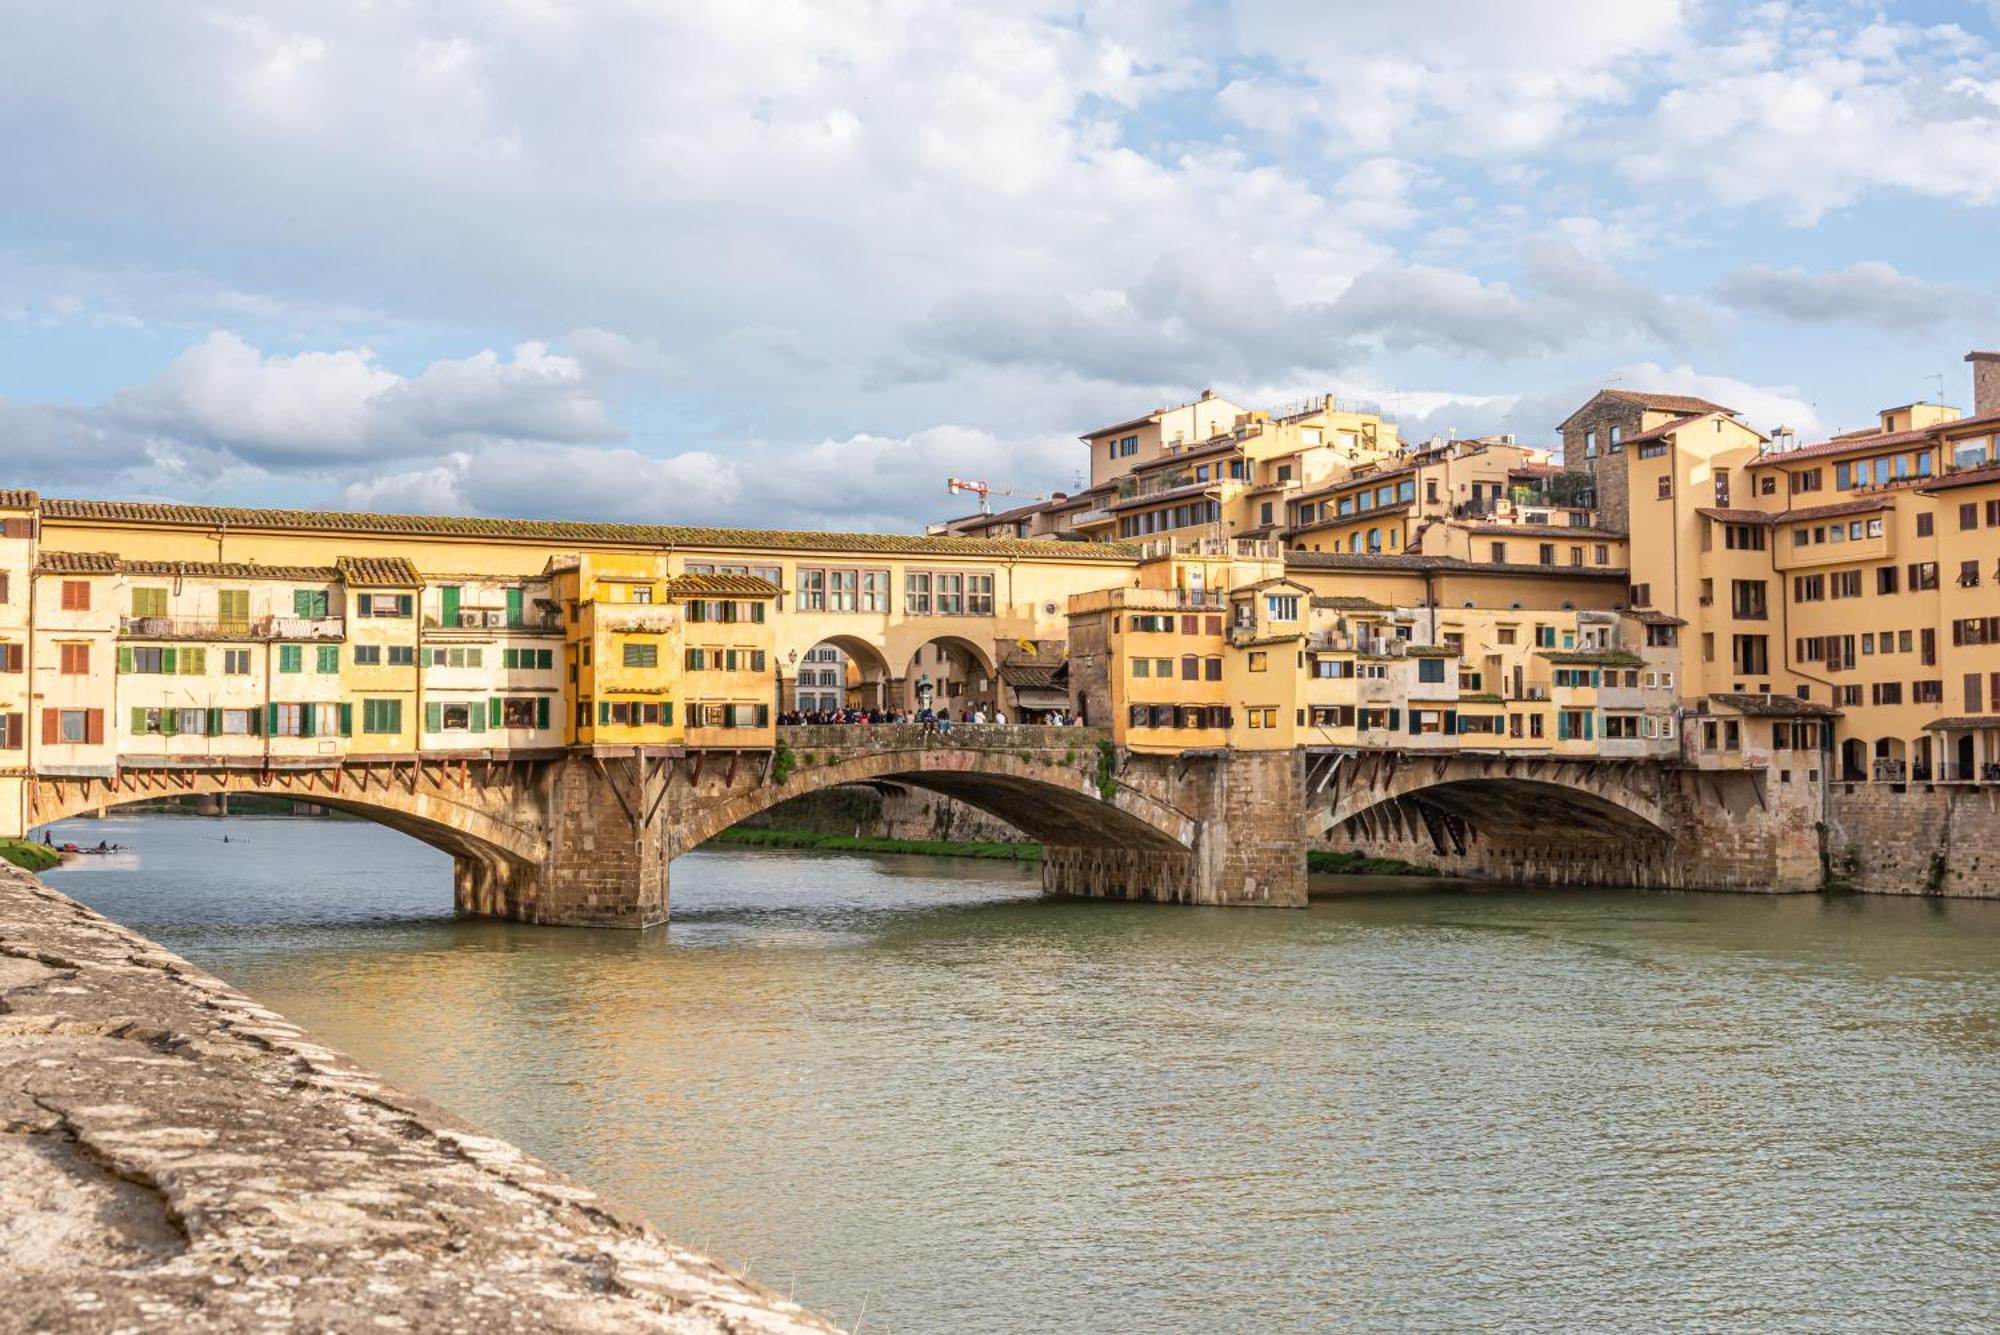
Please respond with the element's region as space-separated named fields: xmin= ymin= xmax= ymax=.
xmin=31 ymin=726 xmax=1311 ymax=927
xmin=1311 ymin=749 xmax=1823 ymax=891
xmin=32 ymin=734 xmax=1825 ymax=923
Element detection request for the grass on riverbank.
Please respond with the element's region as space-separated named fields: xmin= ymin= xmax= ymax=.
xmin=714 ymin=827 xmax=1443 ymax=877
xmin=709 ymin=828 xmax=1044 ymax=862
xmin=0 ymin=838 xmax=61 ymax=873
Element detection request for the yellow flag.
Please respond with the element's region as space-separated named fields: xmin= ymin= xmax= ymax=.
xmin=1015 ymin=637 xmax=1038 ymax=656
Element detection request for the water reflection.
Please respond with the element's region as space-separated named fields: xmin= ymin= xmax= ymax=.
xmin=44 ymin=815 xmax=2000 ymax=1334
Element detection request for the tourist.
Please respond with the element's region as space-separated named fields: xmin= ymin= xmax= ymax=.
xmin=992 ymin=709 xmax=1008 ymax=726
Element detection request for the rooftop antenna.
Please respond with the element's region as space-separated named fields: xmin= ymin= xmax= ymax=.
xmin=1925 ymin=372 xmax=1945 ymax=403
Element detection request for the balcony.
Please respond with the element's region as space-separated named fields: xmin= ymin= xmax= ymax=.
xmin=595 ymin=607 xmax=678 ymax=633
xmin=119 ymin=615 xmax=344 ymax=642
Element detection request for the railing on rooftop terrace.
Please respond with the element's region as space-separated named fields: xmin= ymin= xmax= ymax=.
xmin=119 ymin=615 xmax=345 ymax=642
xmin=1136 ymin=535 xmax=1283 ymax=561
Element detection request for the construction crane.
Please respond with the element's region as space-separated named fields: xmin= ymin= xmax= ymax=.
xmin=946 ymin=477 xmax=1048 ymax=515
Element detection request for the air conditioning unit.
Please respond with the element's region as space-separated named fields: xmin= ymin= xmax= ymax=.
xmin=458 ymin=611 xmax=482 ymax=628
xmin=484 ymin=610 xmax=505 ymax=627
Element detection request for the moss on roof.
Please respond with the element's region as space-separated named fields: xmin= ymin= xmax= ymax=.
xmin=38 ymin=497 xmax=1140 ymax=562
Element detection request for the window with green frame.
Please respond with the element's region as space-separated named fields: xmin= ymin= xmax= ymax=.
xmin=361 ymin=698 xmax=402 ymax=734
xmin=316 ymin=645 xmax=340 ymax=672
xmin=293 ymin=588 xmax=330 ymax=619
xmin=131 ymin=587 xmax=168 ymax=618
xmin=278 ymin=644 xmax=303 ymax=673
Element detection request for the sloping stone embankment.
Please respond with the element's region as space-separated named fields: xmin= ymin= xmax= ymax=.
xmin=0 ymin=862 xmax=840 ymax=1333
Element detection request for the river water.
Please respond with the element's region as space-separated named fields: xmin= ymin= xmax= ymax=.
xmin=40 ymin=814 xmax=2000 ymax=1333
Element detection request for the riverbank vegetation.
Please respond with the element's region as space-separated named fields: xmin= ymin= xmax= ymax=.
xmin=1306 ymin=850 xmax=1441 ymax=877
xmin=709 ymin=828 xmax=1043 ymax=861
xmin=0 ymin=839 xmax=61 ymax=872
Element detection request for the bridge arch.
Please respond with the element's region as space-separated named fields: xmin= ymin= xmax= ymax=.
xmin=1317 ymin=754 xmax=1672 ymax=846
xmin=30 ymin=764 xmax=548 ymax=874
xmin=672 ymin=737 xmax=1196 ymax=859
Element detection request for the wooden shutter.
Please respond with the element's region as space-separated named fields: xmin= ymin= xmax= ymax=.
xmin=536 ymin=697 xmax=549 ymax=730
xmin=132 ymin=707 xmax=148 ymax=735
xmin=161 ymin=648 xmax=176 ymax=674
xmin=161 ymin=709 xmax=179 ymax=736
xmin=425 ymin=701 xmax=442 ymax=732
xmin=756 ymin=704 xmax=770 ymax=727
xmin=118 ymin=646 xmax=133 ymax=674
xmin=184 ymin=647 xmax=204 ymax=674
xmin=468 ymin=701 xmax=483 ymax=733
xmin=440 ymin=586 xmax=461 ymax=625
xmin=85 ymin=709 xmax=104 ymax=745
xmin=505 ymin=588 xmax=523 ymax=627
xmin=208 ymin=707 xmax=223 ymax=736
xmin=397 ymin=594 xmax=414 ymax=618
xmin=339 ymin=703 xmax=353 ymax=737
xmin=489 ymin=698 xmax=502 ymax=729
xmin=42 ymin=709 xmax=58 ymax=744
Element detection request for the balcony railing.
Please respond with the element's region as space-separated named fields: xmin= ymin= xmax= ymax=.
xmin=120 ymin=615 xmax=345 ymax=642
xmin=597 ymin=607 xmax=679 ymax=633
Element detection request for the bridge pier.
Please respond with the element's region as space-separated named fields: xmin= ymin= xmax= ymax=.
xmin=455 ymin=755 xmax=669 ymax=929
xmin=1044 ymin=750 xmax=1308 ymax=908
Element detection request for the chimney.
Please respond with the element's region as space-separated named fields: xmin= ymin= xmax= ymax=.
xmin=1969 ymin=350 xmax=2000 ymax=417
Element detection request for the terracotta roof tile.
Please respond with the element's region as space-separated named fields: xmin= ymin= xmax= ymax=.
xmin=336 ymin=556 xmax=423 ymax=588
xmin=1604 ymin=389 xmax=1737 ymax=415
xmin=1696 ymin=497 xmax=1890 ymax=526
xmin=1747 ymin=406 xmax=2000 ymax=468
xmin=37 ymin=498 xmax=1137 ymax=562
xmin=124 ymin=560 xmax=340 ymax=581
xmin=1310 ymin=595 xmax=1391 ymax=611
xmin=0 ymin=489 xmax=38 ymax=509
xmin=34 ymin=550 xmax=120 ymax=574
xmin=1922 ymin=716 xmax=2000 ymax=731
xmin=1624 ymin=608 xmax=1686 ymax=626
xmin=1464 ymin=523 xmax=1626 ymax=539
xmin=1915 ymin=461 xmax=2000 ymax=494
xmin=665 ymin=573 xmax=782 ymax=598
xmin=1709 ymin=692 xmax=1838 ymax=718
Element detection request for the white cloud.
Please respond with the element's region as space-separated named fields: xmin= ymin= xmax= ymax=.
xmin=106 ymin=332 xmax=621 ymax=465
xmin=1718 ymin=261 xmax=1992 ymax=329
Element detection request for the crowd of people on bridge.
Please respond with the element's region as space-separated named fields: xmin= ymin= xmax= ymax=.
xmin=777 ymin=706 xmax=1082 ymax=731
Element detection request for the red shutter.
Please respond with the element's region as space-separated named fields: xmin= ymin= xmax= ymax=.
xmin=42 ymin=709 xmax=57 ymax=744
xmin=85 ymin=709 xmax=104 ymax=745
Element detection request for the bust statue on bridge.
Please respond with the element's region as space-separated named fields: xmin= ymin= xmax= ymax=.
xmin=915 ymin=673 xmax=935 ymax=711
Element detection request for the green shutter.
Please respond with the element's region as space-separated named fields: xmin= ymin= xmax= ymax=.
xmin=181 ymin=648 xmax=203 ymax=675
xmin=318 ymin=645 xmax=338 ymax=672
xmin=118 ymin=646 xmax=133 ymax=674
xmin=293 ymin=589 xmax=311 ymax=617
xmin=540 ymin=649 xmax=553 ymax=670
xmin=660 ymin=701 xmax=672 ymax=727
xmin=599 ymin=700 xmax=610 ymax=726
xmin=356 ymin=598 xmax=372 ymax=618
xmin=536 ymin=697 xmax=550 ymax=730
xmin=300 ymin=705 xmax=314 ymax=738
xmin=339 ymin=702 xmax=353 ymax=737
xmin=505 ymin=588 xmax=524 ymax=627
xmin=161 ymin=648 xmax=176 ymax=674
xmin=426 ymin=701 xmax=442 ymax=732
xmin=162 ymin=709 xmax=179 ymax=736
xmin=490 ymin=697 xmax=502 ymax=728
xmin=756 ymin=704 xmax=770 ymax=727
xmin=266 ymin=702 xmax=279 ymax=735
xmin=469 ymin=701 xmax=484 ymax=733
xmin=280 ymin=645 xmax=300 ymax=673
xmin=440 ymin=586 xmax=461 ymax=626
xmin=131 ymin=707 xmax=146 ymax=734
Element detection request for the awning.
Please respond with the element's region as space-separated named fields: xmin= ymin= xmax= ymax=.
xmin=1010 ymin=688 xmax=1070 ymax=710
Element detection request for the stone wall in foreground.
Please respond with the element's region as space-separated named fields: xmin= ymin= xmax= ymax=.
xmin=0 ymin=862 xmax=840 ymax=1334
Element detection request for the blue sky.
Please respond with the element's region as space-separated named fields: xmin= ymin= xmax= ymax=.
xmin=2 ymin=0 xmax=1997 ymax=530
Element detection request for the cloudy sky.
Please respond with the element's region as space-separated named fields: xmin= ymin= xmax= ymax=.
xmin=4 ymin=1 xmax=1998 ymax=531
